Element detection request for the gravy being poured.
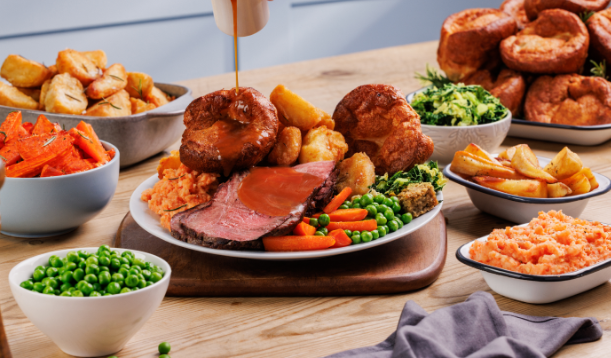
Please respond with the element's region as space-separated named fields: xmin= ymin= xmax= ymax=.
xmin=206 ymin=116 xmax=261 ymax=176
xmin=231 ymin=0 xmax=239 ymax=94
xmin=238 ymin=167 xmax=325 ymax=217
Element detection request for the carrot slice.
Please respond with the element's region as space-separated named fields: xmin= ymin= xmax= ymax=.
xmin=63 ymin=159 xmax=95 ymax=174
xmin=326 ymin=219 xmax=377 ymax=232
xmin=7 ymin=147 xmax=71 ymax=178
xmin=314 ymin=208 xmax=368 ymax=222
xmin=262 ymin=235 xmax=335 ymax=252
xmin=329 ymin=229 xmax=352 ymax=248
xmin=31 ymin=115 xmax=57 ymax=135
xmin=293 ymin=222 xmax=317 ymax=236
xmin=323 ymin=187 xmax=352 ymax=214
xmin=0 ymin=143 xmax=21 ymax=166
xmin=16 ymin=132 xmax=74 ymax=161
xmin=74 ymin=121 xmax=109 ymax=163
xmin=0 ymin=111 xmax=25 ymax=148
xmin=40 ymin=165 xmax=64 ymax=177
xmin=22 ymin=122 xmax=34 ymax=134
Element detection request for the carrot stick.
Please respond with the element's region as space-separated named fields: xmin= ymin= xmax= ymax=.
xmin=0 ymin=143 xmax=21 ymax=166
xmin=69 ymin=128 xmax=109 ymax=164
xmin=0 ymin=111 xmax=24 ymax=148
xmin=16 ymin=132 xmax=73 ymax=160
xmin=262 ymin=236 xmax=335 ymax=252
xmin=326 ymin=219 xmax=377 ymax=232
xmin=75 ymin=121 xmax=109 ymax=163
xmin=40 ymin=165 xmax=64 ymax=177
xmin=329 ymin=229 xmax=352 ymax=248
xmin=293 ymin=222 xmax=317 ymax=236
xmin=31 ymin=115 xmax=57 ymax=135
xmin=6 ymin=147 xmax=71 ymax=178
xmin=323 ymin=187 xmax=352 ymax=213
xmin=22 ymin=122 xmax=33 ymax=134
xmin=314 ymin=208 xmax=368 ymax=222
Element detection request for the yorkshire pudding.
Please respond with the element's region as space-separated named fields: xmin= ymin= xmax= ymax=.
xmin=463 ymin=68 xmax=527 ymax=115
xmin=524 ymin=74 xmax=611 ymax=125
xmin=500 ymin=0 xmax=530 ymax=30
xmin=438 ymin=8 xmax=517 ymax=82
xmin=500 ymin=9 xmax=589 ymax=74
xmin=180 ymin=87 xmax=279 ymax=176
xmin=333 ymin=84 xmax=434 ymax=175
xmin=587 ymin=9 xmax=611 ymax=63
xmin=524 ymin=0 xmax=610 ymax=21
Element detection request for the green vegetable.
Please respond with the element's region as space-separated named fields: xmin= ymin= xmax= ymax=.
xmin=107 ymin=282 xmax=122 ymax=294
xmin=33 ymin=269 xmax=46 ymax=282
xmin=159 ymin=355 xmax=171 ymax=358
xmin=67 ymin=251 xmax=79 ymax=263
xmin=374 ymin=194 xmax=385 ymax=204
xmin=84 ymin=274 xmax=97 ymax=284
xmin=20 ymin=280 xmax=34 ymax=290
xmin=351 ymin=233 xmax=361 ymax=244
xmin=309 ymin=218 xmax=319 ymax=227
xmin=338 ymin=205 xmax=350 ymax=210
xmin=373 ymin=161 xmax=447 ymax=194
xmin=394 ymin=218 xmax=404 ymax=229
xmin=375 ymin=213 xmax=387 ymax=226
xmin=383 ymin=209 xmax=395 ymax=221
xmin=315 ymin=231 xmax=325 ymax=236
xmin=43 ymin=286 xmax=55 ymax=295
xmin=351 ymin=197 xmax=361 ymax=206
xmin=382 ymin=197 xmax=393 ymax=207
xmin=401 ymin=213 xmax=413 ymax=224
xmin=86 ymin=264 xmax=100 ymax=275
xmin=344 ymin=229 xmax=352 ymax=237
xmin=126 ymin=275 xmax=140 ymax=288
xmin=388 ymin=220 xmax=399 ymax=232
xmin=120 ymin=287 xmax=132 ymax=294
xmin=391 ymin=202 xmax=402 ymax=214
xmin=371 ymin=230 xmax=380 ymax=240
xmin=411 ymin=83 xmax=508 ymax=126
xmin=365 ymin=205 xmax=377 ymax=217
xmin=361 ymin=231 xmax=373 ymax=242
xmin=318 ymin=227 xmax=329 ymax=236
xmin=318 ymin=214 xmax=331 ymax=227
xmin=361 ymin=193 xmax=374 ymax=206
xmin=159 ymin=342 xmax=172 ymax=354
xmin=73 ymin=268 xmax=85 ymax=282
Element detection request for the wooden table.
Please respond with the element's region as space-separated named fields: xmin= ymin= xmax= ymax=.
xmin=2 ymin=41 xmax=611 ymax=358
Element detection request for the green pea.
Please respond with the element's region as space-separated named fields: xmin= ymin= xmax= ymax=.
xmin=159 ymin=342 xmax=171 ymax=354
xmin=338 ymin=205 xmax=350 ymax=210
xmin=125 ymin=275 xmax=139 ymax=288
xmin=33 ymin=269 xmax=46 ymax=282
xmin=100 ymin=266 xmax=110 ymax=273
xmin=68 ymin=287 xmax=76 ymax=293
xmin=76 ymin=280 xmax=87 ymax=291
xmin=378 ymin=226 xmax=388 ymax=237
xmin=112 ymin=272 xmax=125 ymax=282
xmin=365 ymin=205 xmax=377 ymax=217
xmin=107 ymin=282 xmax=121 ymax=295
xmin=42 ymin=277 xmax=58 ymax=289
xmin=378 ymin=204 xmax=390 ymax=213
xmin=361 ymin=231 xmax=373 ymax=242
xmin=391 ymin=196 xmax=400 ymax=203
xmin=150 ymin=272 xmax=163 ymax=283
xmin=85 ymin=256 xmax=98 ymax=266
xmin=118 ymin=268 xmax=129 ymax=277
xmin=318 ymin=227 xmax=329 ymax=236
xmin=89 ymin=291 xmax=102 ymax=297
xmin=20 ymin=280 xmax=34 ymax=290
xmin=318 ymin=214 xmax=331 ymax=227
xmin=84 ymin=274 xmax=98 ymax=284
xmin=73 ymin=268 xmax=85 ymax=282
xmin=78 ymin=259 xmax=87 ymax=270
xmin=351 ymin=233 xmax=361 ymax=244
xmin=383 ymin=209 xmax=395 ymax=221
xmin=130 ymin=265 xmax=142 ymax=273
xmin=388 ymin=220 xmax=399 ymax=232
xmin=72 ymin=290 xmax=84 ymax=297
xmin=401 ymin=213 xmax=413 ymax=224
xmin=86 ymin=264 xmax=100 ymax=275
xmin=65 ymin=262 xmax=77 ymax=271
xmin=120 ymin=287 xmax=132 ymax=294
xmin=343 ymin=200 xmax=351 ymax=206
xmin=54 ymin=289 xmax=61 ymax=296
xmin=363 ymin=194 xmax=375 ymax=206
xmin=394 ymin=218 xmax=404 ymax=229
xmin=138 ymin=279 xmax=147 ymax=289
xmin=33 ymin=282 xmax=45 ymax=292
xmin=132 ymin=258 xmax=146 ymax=268
xmin=314 ymin=231 xmax=325 ymax=236
xmin=45 ymin=267 xmax=59 ymax=277
xmin=42 ymin=286 xmax=55 ymax=295
xmin=351 ymin=203 xmax=362 ymax=209
xmin=60 ymin=270 xmax=73 ymax=283
xmin=66 ymin=251 xmax=79 ymax=263
xmin=159 ymin=355 xmax=170 ymax=358
xmin=144 ymin=262 xmax=152 ymax=270
xmin=35 ymin=265 xmax=45 ymax=272
xmin=119 ymin=257 xmax=130 ymax=266
xmin=98 ymin=256 xmax=111 ymax=267
xmin=93 ymin=283 xmax=102 ymax=292
xmin=99 ymin=271 xmax=111 ymax=286
xmin=60 ymin=282 xmax=72 ymax=292
xmin=374 ymin=194 xmax=385 ymax=204
xmin=308 ymin=218 xmax=319 ymax=227
xmin=60 ymin=291 xmax=72 ymax=297
xmin=77 ymin=250 xmax=89 ymax=259
xmin=141 ymin=270 xmax=152 ymax=281
xmin=98 ymin=244 xmax=111 ymax=253
xmin=80 ymin=282 xmax=94 ymax=296
xmin=146 ymin=281 xmax=154 ymax=287
xmin=375 ymin=213 xmax=387 ymax=226
xmin=371 ymin=230 xmax=380 ymax=240
xmin=121 ymin=251 xmax=134 ymax=258
xmin=48 ymin=255 xmax=59 ymax=267
xmin=344 ymin=229 xmax=352 ymax=237
xmin=391 ymin=202 xmax=402 ymax=213
xmin=351 ymin=197 xmax=361 ymax=206
xmin=383 ymin=198 xmax=394 ymax=207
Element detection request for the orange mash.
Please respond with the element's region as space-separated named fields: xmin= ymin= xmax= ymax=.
xmin=141 ymin=164 xmax=218 ymax=230
xmin=470 ymin=211 xmax=611 ymax=275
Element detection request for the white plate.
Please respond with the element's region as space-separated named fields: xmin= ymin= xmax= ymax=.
xmin=130 ymin=174 xmax=443 ymax=260
xmin=509 ymin=119 xmax=611 ymax=146
xmin=457 ymin=227 xmax=611 ymax=304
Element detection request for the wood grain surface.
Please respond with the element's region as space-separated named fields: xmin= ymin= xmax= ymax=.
xmin=1 ymin=41 xmax=611 ymax=357
xmin=0 ymin=307 xmax=12 ymax=358
xmin=115 ymin=212 xmax=447 ymax=296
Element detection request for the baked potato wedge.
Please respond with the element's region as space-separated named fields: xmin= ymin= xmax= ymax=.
xmin=56 ymin=49 xmax=100 ymax=86
xmin=547 ymin=182 xmax=572 ymax=198
xmin=16 ymin=87 xmax=41 ymax=102
xmin=543 ymin=147 xmax=582 ymax=180
xmin=450 ymin=151 xmax=525 ymax=179
xmin=498 ymin=145 xmax=520 ymax=161
xmin=580 ymin=167 xmax=599 ymax=190
xmin=315 ymin=112 xmax=335 ymax=130
xmin=511 ymin=145 xmax=558 ymax=183
xmin=560 ymin=172 xmax=591 ymax=195
xmin=47 ymin=64 xmax=58 ymax=77
xmin=335 ymin=152 xmax=376 ymax=197
xmin=81 ymin=50 xmax=107 ymax=70
xmin=1 ymin=54 xmax=52 ymax=88
xmin=86 ymin=63 xmax=127 ymax=99
xmin=0 ymin=82 xmax=40 ymax=110
xmin=473 ymin=176 xmax=547 ymax=198
xmin=267 ymin=126 xmax=302 ymax=166
xmin=299 ymin=126 xmax=348 ymax=164
xmin=44 ymin=73 xmax=88 ymax=114
xmin=39 ymin=79 xmax=52 ymax=108
xmin=85 ymin=89 xmax=131 ymax=117
xmin=126 ymin=72 xmax=154 ymax=99
xmin=146 ymin=86 xmax=170 ymax=107
xmin=464 ymin=143 xmax=501 ymax=164
xmin=130 ymin=97 xmax=156 ymax=114
xmin=270 ymin=84 xmax=327 ymax=131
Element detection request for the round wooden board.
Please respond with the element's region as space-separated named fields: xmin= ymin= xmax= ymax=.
xmin=114 ymin=211 xmax=447 ymax=296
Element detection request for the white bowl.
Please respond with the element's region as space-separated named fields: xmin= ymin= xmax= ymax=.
xmin=406 ymin=87 xmax=512 ymax=166
xmin=8 ymin=247 xmax=171 ymax=357
xmin=457 ymin=229 xmax=611 ymax=304
xmin=0 ymin=141 xmax=120 ymax=237
xmin=509 ymin=118 xmax=611 ymax=146
xmin=443 ymin=156 xmax=611 ymax=223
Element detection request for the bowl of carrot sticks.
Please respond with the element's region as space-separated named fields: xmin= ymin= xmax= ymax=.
xmin=0 ymin=111 xmax=119 ymax=237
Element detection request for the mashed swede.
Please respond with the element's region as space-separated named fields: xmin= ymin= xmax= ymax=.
xmin=141 ymin=164 xmax=218 ymax=230
xmin=470 ymin=211 xmax=611 ymax=275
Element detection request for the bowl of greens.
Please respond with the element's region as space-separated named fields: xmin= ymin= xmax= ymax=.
xmin=407 ymin=79 xmax=511 ymax=166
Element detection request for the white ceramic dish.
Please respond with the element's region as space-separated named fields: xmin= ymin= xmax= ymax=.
xmin=130 ymin=173 xmax=443 ymax=261
xmin=8 ymin=247 xmax=171 ymax=357
xmin=457 ymin=228 xmax=611 ymax=304
xmin=406 ymin=87 xmax=512 ymax=166
xmin=509 ymin=119 xmax=611 ymax=146
xmin=0 ymin=141 xmax=120 ymax=237
xmin=443 ymin=155 xmax=611 ymax=223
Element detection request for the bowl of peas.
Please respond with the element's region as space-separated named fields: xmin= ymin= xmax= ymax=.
xmin=8 ymin=245 xmax=171 ymax=357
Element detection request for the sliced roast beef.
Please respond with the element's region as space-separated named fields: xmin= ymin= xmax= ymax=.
xmin=170 ymin=161 xmax=337 ymax=250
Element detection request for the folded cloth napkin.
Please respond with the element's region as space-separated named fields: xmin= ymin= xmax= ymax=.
xmin=326 ymin=291 xmax=601 ymax=358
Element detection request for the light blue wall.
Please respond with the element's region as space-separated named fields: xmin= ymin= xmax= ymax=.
xmin=0 ymin=0 xmax=504 ymax=83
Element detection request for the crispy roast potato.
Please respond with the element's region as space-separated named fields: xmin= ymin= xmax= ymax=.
xmin=126 ymin=72 xmax=154 ymax=99
xmin=47 ymin=64 xmax=58 ymax=77
xmin=267 ymin=126 xmax=302 ymax=166
xmin=56 ymin=49 xmax=100 ymax=86
xmin=543 ymin=146 xmax=582 ymax=180
xmin=81 ymin=50 xmax=107 ymax=70
xmin=86 ymin=89 xmax=131 ymax=117
xmin=39 ymin=79 xmax=51 ymax=108
xmin=547 ymin=182 xmax=572 ymax=197
xmin=0 ymin=82 xmax=40 ymax=110
xmin=451 ymin=151 xmax=526 ymax=179
xmin=86 ymin=63 xmax=127 ymax=99
xmin=315 ymin=112 xmax=335 ymax=130
xmin=561 ymin=172 xmax=591 ymax=195
xmin=464 ymin=143 xmax=501 ymax=165
xmin=498 ymin=145 xmax=520 ymax=161
xmin=270 ymin=84 xmax=330 ymax=131
xmin=146 ymin=87 xmax=170 ymax=107
xmin=16 ymin=87 xmax=41 ymax=102
xmin=473 ymin=176 xmax=547 ymax=198
xmin=524 ymin=0 xmax=610 ymax=21
xmin=130 ymin=97 xmax=156 ymax=114
xmin=580 ymin=167 xmax=599 ymax=190
xmin=1 ymin=54 xmax=52 ymax=88
xmin=335 ymin=152 xmax=376 ymax=197
xmin=299 ymin=126 xmax=348 ymax=164
xmin=511 ymin=145 xmax=558 ymax=183
xmin=44 ymin=73 xmax=88 ymax=114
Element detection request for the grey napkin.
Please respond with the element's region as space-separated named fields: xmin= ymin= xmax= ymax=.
xmin=326 ymin=292 xmax=601 ymax=358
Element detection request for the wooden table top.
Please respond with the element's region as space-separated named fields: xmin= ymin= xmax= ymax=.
xmin=2 ymin=40 xmax=611 ymax=358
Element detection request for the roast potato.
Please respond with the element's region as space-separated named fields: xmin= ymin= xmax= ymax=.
xmin=511 ymin=145 xmax=558 ymax=183
xmin=315 ymin=112 xmax=335 ymax=130
xmin=44 ymin=73 xmax=88 ymax=114
xmin=581 ymin=167 xmax=599 ymax=190
xmin=299 ymin=126 xmax=348 ymax=164
xmin=86 ymin=63 xmax=127 ymax=99
xmin=335 ymin=152 xmax=376 ymax=197
xmin=16 ymin=87 xmax=41 ymax=102
xmin=473 ymin=176 xmax=547 ymax=198
xmin=81 ymin=50 xmax=107 ymax=70
xmin=85 ymin=89 xmax=131 ymax=117
xmin=464 ymin=143 xmax=502 ymax=165
xmin=560 ymin=172 xmax=591 ymax=195
xmin=270 ymin=84 xmax=329 ymax=131
xmin=56 ymin=49 xmax=100 ymax=86
xmin=547 ymin=182 xmax=572 ymax=197
xmin=451 ymin=151 xmax=525 ymax=179
xmin=39 ymin=79 xmax=51 ymax=108
xmin=543 ymin=146 xmax=582 ymax=180
xmin=146 ymin=86 xmax=170 ymax=107
xmin=130 ymin=97 xmax=156 ymax=114
xmin=0 ymin=82 xmax=40 ymax=110
xmin=267 ymin=126 xmax=302 ymax=166
xmin=126 ymin=72 xmax=154 ymax=99
xmin=1 ymin=54 xmax=52 ymax=88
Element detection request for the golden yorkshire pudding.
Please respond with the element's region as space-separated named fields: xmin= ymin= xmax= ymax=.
xmin=463 ymin=68 xmax=527 ymax=115
xmin=500 ymin=9 xmax=589 ymax=74
xmin=524 ymin=74 xmax=611 ymax=125
xmin=180 ymin=87 xmax=279 ymax=176
xmin=438 ymin=8 xmax=517 ymax=82
xmin=524 ymin=0 xmax=610 ymax=21
xmin=333 ymin=84 xmax=434 ymax=175
xmin=587 ymin=9 xmax=611 ymax=63
xmin=500 ymin=0 xmax=531 ymax=30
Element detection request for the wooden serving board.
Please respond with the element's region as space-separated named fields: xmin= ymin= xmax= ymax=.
xmin=114 ymin=211 xmax=447 ymax=296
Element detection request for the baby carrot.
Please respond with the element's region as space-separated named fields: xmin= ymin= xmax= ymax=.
xmin=329 ymin=229 xmax=352 ymax=248
xmin=293 ymin=222 xmax=317 ymax=236
xmin=326 ymin=219 xmax=377 ymax=232
xmin=314 ymin=208 xmax=368 ymax=222
xmin=262 ymin=236 xmax=335 ymax=252
xmin=323 ymin=187 xmax=352 ymax=214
